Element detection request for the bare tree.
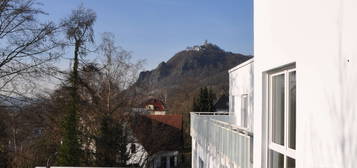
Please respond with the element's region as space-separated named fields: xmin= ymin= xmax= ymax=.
xmin=99 ymin=32 xmax=144 ymax=114
xmin=0 ymin=0 xmax=62 ymax=100
xmin=0 ymin=1 xmax=63 ymax=167
xmin=68 ymin=33 xmax=144 ymax=166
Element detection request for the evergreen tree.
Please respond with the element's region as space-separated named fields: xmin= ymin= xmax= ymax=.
xmin=192 ymin=87 xmax=216 ymax=112
xmin=0 ymin=119 xmax=7 ymax=168
xmin=57 ymin=5 xmax=96 ymax=166
xmin=208 ymin=88 xmax=216 ymax=112
xmin=96 ymin=116 xmax=129 ymax=167
xmin=56 ymin=104 xmax=81 ymax=166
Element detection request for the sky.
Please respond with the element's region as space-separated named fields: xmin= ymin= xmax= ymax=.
xmin=38 ymin=0 xmax=253 ymax=70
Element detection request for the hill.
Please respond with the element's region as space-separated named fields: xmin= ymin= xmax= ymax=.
xmin=133 ymin=42 xmax=252 ymax=114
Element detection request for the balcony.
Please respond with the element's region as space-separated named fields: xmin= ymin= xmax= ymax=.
xmin=191 ymin=112 xmax=253 ymax=168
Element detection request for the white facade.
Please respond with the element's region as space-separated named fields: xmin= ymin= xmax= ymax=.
xmin=254 ymin=0 xmax=357 ymax=167
xmin=192 ymin=0 xmax=357 ymax=167
xmin=229 ymin=59 xmax=254 ymax=131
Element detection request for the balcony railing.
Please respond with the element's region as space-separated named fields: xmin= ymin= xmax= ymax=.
xmin=191 ymin=112 xmax=253 ymax=168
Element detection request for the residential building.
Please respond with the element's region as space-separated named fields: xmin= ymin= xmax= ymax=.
xmin=132 ymin=99 xmax=167 ymax=115
xmin=191 ymin=0 xmax=357 ymax=167
xmin=191 ymin=59 xmax=254 ymax=168
xmin=131 ymin=114 xmax=183 ymax=168
xmin=144 ymin=99 xmax=167 ymax=115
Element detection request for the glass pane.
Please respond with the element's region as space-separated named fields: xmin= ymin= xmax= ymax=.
xmin=287 ymin=157 xmax=296 ymax=168
xmin=161 ymin=157 xmax=166 ymax=168
xmin=199 ymin=158 xmax=204 ymax=168
xmin=272 ymin=74 xmax=285 ymax=145
xmin=270 ymin=150 xmax=284 ymax=168
xmin=170 ymin=156 xmax=175 ymax=167
xmin=231 ymin=96 xmax=235 ymax=112
xmin=289 ymin=71 xmax=296 ymax=149
xmin=241 ymin=94 xmax=248 ymax=127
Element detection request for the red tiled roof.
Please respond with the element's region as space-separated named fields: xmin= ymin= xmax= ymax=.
xmin=145 ymin=114 xmax=182 ymax=130
xmin=131 ymin=114 xmax=183 ymax=154
xmin=144 ymin=99 xmax=166 ymax=111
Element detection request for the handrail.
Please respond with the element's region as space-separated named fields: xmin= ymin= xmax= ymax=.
xmin=192 ymin=112 xmax=231 ymax=115
xmin=210 ymin=118 xmax=253 ymax=137
xmin=191 ymin=112 xmax=253 ymax=137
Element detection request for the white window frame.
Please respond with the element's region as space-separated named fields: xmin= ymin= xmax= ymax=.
xmin=268 ymin=68 xmax=296 ymax=168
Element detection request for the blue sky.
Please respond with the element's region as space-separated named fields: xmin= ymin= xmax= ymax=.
xmin=38 ymin=0 xmax=253 ymax=70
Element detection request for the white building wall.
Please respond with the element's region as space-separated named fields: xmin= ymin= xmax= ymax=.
xmin=254 ymin=0 xmax=357 ymax=167
xmin=229 ymin=59 xmax=254 ymax=131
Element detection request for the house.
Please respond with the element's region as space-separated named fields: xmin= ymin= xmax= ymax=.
xmin=131 ymin=114 xmax=183 ymax=168
xmin=191 ymin=0 xmax=357 ymax=167
xmin=144 ymin=99 xmax=167 ymax=115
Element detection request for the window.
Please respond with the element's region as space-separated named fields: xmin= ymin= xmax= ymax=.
xmin=230 ymin=95 xmax=235 ymax=112
xmin=199 ymin=157 xmax=204 ymax=168
xmin=169 ymin=156 xmax=176 ymax=168
xmin=130 ymin=143 xmax=136 ymax=153
xmin=160 ymin=157 xmax=167 ymax=168
xmin=241 ymin=94 xmax=248 ymax=128
xmin=193 ymin=143 xmax=197 ymax=168
xmin=268 ymin=69 xmax=296 ymax=168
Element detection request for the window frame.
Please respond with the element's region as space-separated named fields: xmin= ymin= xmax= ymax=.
xmin=268 ymin=68 xmax=296 ymax=168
